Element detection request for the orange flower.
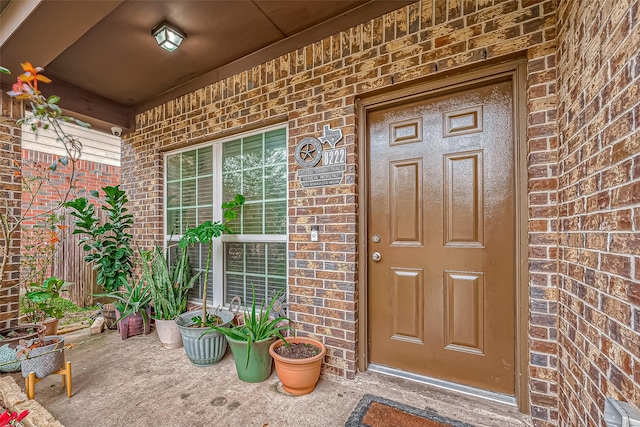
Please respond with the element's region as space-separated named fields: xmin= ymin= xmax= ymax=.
xmin=57 ymin=225 xmax=68 ymax=230
xmin=48 ymin=230 xmax=60 ymax=244
xmin=18 ymin=61 xmax=51 ymax=86
xmin=6 ymin=62 xmax=51 ymax=97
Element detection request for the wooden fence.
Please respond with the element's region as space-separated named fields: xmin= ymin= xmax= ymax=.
xmin=52 ymin=208 xmax=107 ymax=307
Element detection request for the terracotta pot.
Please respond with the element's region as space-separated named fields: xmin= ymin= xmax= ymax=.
xmin=269 ymin=336 xmax=326 ymax=395
xmin=42 ymin=318 xmax=59 ymax=336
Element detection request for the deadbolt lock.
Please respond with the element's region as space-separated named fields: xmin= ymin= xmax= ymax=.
xmin=371 ymin=234 xmax=380 ymax=243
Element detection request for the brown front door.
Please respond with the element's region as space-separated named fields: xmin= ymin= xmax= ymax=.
xmin=367 ymin=79 xmax=515 ymax=394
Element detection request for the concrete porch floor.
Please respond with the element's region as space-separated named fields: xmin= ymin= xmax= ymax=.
xmin=7 ymin=328 xmax=533 ymax=426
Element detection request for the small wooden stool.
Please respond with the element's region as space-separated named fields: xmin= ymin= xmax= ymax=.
xmin=25 ymin=359 xmax=72 ymax=399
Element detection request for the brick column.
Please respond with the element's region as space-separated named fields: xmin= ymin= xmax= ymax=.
xmin=0 ymin=92 xmax=23 ymax=327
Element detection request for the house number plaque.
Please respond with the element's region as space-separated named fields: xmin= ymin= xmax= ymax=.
xmin=295 ymin=125 xmax=346 ymax=188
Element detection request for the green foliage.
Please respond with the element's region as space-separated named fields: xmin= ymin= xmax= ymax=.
xmin=210 ymin=286 xmax=292 ymax=368
xmin=189 ymin=313 xmax=224 ymax=327
xmin=178 ymin=194 xmax=244 ymax=326
xmin=23 ymin=276 xmax=71 ymax=321
xmin=141 ymin=245 xmax=200 ymax=320
xmin=65 ymin=185 xmax=134 ymax=293
xmin=95 ymin=278 xmax=152 ymax=329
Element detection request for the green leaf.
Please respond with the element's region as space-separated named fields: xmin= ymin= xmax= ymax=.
xmin=59 ymin=157 xmax=69 ymax=166
xmin=49 ymin=160 xmax=58 ymax=171
xmin=74 ymin=118 xmax=91 ymax=128
xmin=90 ymin=190 xmax=99 ymax=197
xmin=47 ymin=95 xmax=61 ymax=104
xmin=0 ymin=66 xmax=10 ymax=75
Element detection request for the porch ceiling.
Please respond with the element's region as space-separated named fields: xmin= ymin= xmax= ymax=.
xmin=0 ymin=0 xmax=413 ymax=132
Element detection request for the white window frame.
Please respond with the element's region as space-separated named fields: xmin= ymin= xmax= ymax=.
xmin=163 ymin=123 xmax=289 ymax=308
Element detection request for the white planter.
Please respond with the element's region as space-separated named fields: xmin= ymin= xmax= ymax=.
xmin=155 ymin=318 xmax=183 ymax=349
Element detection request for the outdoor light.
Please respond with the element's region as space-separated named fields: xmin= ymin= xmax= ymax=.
xmin=152 ymin=22 xmax=186 ymax=52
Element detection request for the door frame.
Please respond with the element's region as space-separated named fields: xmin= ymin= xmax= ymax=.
xmin=356 ymin=59 xmax=529 ymax=413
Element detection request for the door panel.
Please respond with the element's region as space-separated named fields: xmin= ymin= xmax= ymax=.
xmin=367 ymin=79 xmax=515 ymax=394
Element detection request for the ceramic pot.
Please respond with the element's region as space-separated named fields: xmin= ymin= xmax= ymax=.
xmin=0 ymin=344 xmax=20 ymax=373
xmin=175 ymin=310 xmax=234 ymax=366
xmin=155 ymin=318 xmax=183 ymax=349
xmin=18 ymin=335 xmax=65 ymax=379
xmin=269 ymin=336 xmax=326 ymax=395
xmin=227 ymin=335 xmax=276 ymax=383
xmin=116 ymin=307 xmax=151 ymax=340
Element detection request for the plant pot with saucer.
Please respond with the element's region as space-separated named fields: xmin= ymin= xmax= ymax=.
xmin=269 ymin=336 xmax=326 ymax=395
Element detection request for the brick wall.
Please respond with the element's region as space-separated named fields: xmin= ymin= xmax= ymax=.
xmin=123 ymin=1 xmax=559 ymax=424
xmin=556 ymin=0 xmax=640 ymax=425
xmin=19 ymin=148 xmax=121 ymax=223
xmin=19 ymin=148 xmax=121 ymax=286
xmin=0 ymin=92 xmax=23 ymax=328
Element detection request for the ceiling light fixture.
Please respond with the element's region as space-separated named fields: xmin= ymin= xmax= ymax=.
xmin=152 ymin=22 xmax=186 ymax=52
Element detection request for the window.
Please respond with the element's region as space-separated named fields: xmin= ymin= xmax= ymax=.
xmin=165 ymin=127 xmax=287 ymax=307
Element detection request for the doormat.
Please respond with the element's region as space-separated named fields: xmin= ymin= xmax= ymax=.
xmin=345 ymin=394 xmax=475 ymax=427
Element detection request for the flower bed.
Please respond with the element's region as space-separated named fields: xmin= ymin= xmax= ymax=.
xmin=0 ymin=376 xmax=62 ymax=427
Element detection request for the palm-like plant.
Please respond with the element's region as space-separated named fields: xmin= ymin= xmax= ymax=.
xmin=210 ymin=286 xmax=292 ymax=368
xmin=178 ymin=194 xmax=244 ymax=327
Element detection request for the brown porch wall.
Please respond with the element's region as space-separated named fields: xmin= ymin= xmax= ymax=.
xmin=123 ymin=1 xmax=559 ymax=424
xmin=0 ymin=92 xmax=23 ymax=328
xmin=556 ymin=0 xmax=640 ymax=426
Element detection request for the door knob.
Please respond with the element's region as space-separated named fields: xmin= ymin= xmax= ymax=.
xmin=371 ymin=252 xmax=381 ymax=262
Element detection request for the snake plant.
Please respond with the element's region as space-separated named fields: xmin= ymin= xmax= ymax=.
xmin=141 ymin=245 xmax=200 ymax=320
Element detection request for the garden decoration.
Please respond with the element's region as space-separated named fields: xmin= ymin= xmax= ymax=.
xmin=0 ymin=63 xmax=87 ymax=290
xmin=175 ymin=194 xmax=244 ymax=365
xmin=210 ymin=287 xmax=292 ymax=382
xmin=269 ymin=336 xmax=326 ymax=395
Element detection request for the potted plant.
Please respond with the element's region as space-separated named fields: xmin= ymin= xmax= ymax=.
xmin=141 ymin=245 xmax=200 ymax=349
xmin=17 ymin=334 xmax=65 ymax=379
xmin=22 ymin=276 xmax=71 ymax=336
xmin=65 ymin=185 xmax=134 ymax=294
xmin=269 ymin=335 xmax=326 ymax=395
xmin=0 ymin=325 xmax=45 ymax=374
xmin=210 ymin=287 xmax=293 ymax=383
xmin=96 ymin=279 xmax=152 ymax=340
xmin=175 ymin=194 xmax=244 ymax=366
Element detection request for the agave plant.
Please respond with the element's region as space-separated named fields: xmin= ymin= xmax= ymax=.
xmin=210 ymin=286 xmax=292 ymax=368
xmin=141 ymin=245 xmax=200 ymax=321
xmin=95 ymin=278 xmax=152 ymax=330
